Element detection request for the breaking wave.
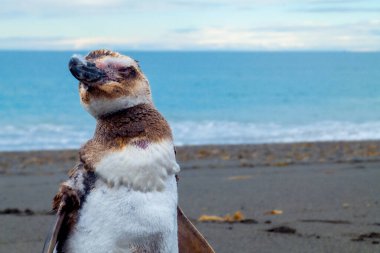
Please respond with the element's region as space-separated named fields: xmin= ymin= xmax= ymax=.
xmin=171 ymin=121 xmax=380 ymax=145
xmin=1 ymin=121 xmax=380 ymax=151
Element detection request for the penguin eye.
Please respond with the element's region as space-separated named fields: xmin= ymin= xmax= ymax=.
xmin=118 ymin=66 xmax=130 ymax=72
xmin=118 ymin=66 xmax=136 ymax=78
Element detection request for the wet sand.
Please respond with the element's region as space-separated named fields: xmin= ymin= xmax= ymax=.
xmin=0 ymin=141 xmax=380 ymax=253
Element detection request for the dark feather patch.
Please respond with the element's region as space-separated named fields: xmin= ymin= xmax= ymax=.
xmin=52 ymin=164 xmax=97 ymax=252
xmin=86 ymin=49 xmax=121 ymax=60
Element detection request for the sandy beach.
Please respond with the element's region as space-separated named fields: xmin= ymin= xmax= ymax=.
xmin=1 ymin=141 xmax=380 ymax=253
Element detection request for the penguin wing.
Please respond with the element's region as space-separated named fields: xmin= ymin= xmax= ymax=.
xmin=42 ymin=163 xmax=95 ymax=253
xmin=178 ymin=206 xmax=215 ymax=253
xmin=42 ymin=210 xmax=67 ymax=253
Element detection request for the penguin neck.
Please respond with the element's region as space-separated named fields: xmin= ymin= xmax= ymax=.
xmin=98 ymin=103 xmax=154 ymax=122
xmin=93 ymin=102 xmax=172 ymax=144
xmin=79 ymin=101 xmax=173 ymax=173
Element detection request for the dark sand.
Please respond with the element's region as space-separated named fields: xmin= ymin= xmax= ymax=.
xmin=1 ymin=141 xmax=380 ymax=253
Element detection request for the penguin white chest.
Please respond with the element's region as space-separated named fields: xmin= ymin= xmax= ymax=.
xmin=94 ymin=139 xmax=180 ymax=192
xmin=63 ymin=139 xmax=180 ymax=253
xmin=65 ymin=176 xmax=179 ymax=253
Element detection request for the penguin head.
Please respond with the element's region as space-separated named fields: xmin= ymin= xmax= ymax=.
xmin=69 ymin=49 xmax=152 ymax=118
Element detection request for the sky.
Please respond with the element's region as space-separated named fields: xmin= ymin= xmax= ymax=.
xmin=0 ymin=0 xmax=379 ymax=51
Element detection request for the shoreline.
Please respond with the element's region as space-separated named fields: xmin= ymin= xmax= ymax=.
xmin=1 ymin=140 xmax=380 ymax=174
xmin=2 ymin=139 xmax=380 ymax=152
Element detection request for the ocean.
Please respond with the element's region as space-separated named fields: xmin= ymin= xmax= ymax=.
xmin=0 ymin=51 xmax=379 ymax=151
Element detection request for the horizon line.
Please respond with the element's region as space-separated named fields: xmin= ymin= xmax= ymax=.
xmin=0 ymin=49 xmax=379 ymax=53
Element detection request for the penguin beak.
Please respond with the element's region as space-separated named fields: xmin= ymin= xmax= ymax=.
xmin=69 ymin=55 xmax=106 ymax=87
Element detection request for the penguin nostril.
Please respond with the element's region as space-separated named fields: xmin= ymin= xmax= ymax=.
xmin=69 ymin=58 xmax=80 ymax=67
xmin=87 ymin=62 xmax=96 ymax=68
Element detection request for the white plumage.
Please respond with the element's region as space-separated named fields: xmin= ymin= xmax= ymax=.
xmin=63 ymin=176 xmax=178 ymax=253
xmin=95 ymin=139 xmax=180 ymax=192
xmin=56 ymin=139 xmax=180 ymax=253
xmin=81 ymin=94 xmax=153 ymax=118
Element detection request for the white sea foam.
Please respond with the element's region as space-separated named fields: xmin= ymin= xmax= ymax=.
xmin=1 ymin=121 xmax=380 ymax=151
xmin=0 ymin=124 xmax=91 ymax=151
xmin=171 ymin=121 xmax=380 ymax=146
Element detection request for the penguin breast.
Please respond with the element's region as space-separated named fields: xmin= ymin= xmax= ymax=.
xmin=94 ymin=138 xmax=180 ymax=192
xmin=64 ymin=176 xmax=179 ymax=253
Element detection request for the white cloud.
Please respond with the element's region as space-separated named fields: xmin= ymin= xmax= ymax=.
xmin=1 ymin=0 xmax=379 ymax=18
xmin=0 ymin=1 xmax=379 ymax=51
xmin=173 ymin=28 xmax=304 ymax=50
xmin=0 ymin=36 xmax=142 ymax=50
xmin=162 ymin=20 xmax=380 ymax=51
xmin=0 ymin=0 xmax=332 ymax=16
xmin=0 ymin=0 xmax=124 ymax=16
xmin=1 ymin=20 xmax=379 ymax=51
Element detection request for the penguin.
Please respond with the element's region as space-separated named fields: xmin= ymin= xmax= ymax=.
xmin=43 ymin=49 xmax=215 ymax=253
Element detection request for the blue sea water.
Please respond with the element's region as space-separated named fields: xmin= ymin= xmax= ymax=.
xmin=0 ymin=51 xmax=379 ymax=151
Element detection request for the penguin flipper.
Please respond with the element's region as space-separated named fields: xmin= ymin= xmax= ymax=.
xmin=42 ymin=210 xmax=66 ymax=253
xmin=43 ymin=163 xmax=89 ymax=253
xmin=177 ymin=206 xmax=215 ymax=253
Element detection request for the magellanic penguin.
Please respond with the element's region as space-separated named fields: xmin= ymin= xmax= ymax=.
xmin=43 ymin=49 xmax=215 ymax=253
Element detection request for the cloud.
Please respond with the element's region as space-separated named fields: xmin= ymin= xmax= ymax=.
xmin=300 ymin=7 xmax=380 ymax=13
xmin=1 ymin=0 xmax=379 ymax=51
xmin=306 ymin=0 xmax=371 ymax=4
xmin=2 ymin=20 xmax=379 ymax=51
xmin=170 ymin=28 xmax=304 ymax=50
xmin=172 ymin=28 xmax=200 ymax=34
xmin=0 ymin=0 xmax=214 ymax=17
xmin=1 ymin=0 xmax=379 ymax=18
xmin=296 ymin=0 xmax=380 ymax=13
xmin=0 ymin=0 xmax=303 ymax=17
xmin=165 ymin=20 xmax=380 ymax=51
xmin=0 ymin=36 xmax=144 ymax=50
xmin=0 ymin=0 xmax=126 ymax=17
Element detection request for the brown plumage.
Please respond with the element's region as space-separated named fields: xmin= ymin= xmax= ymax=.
xmin=86 ymin=49 xmax=121 ymax=60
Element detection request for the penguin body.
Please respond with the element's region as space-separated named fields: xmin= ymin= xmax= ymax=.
xmin=45 ymin=49 xmax=214 ymax=253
